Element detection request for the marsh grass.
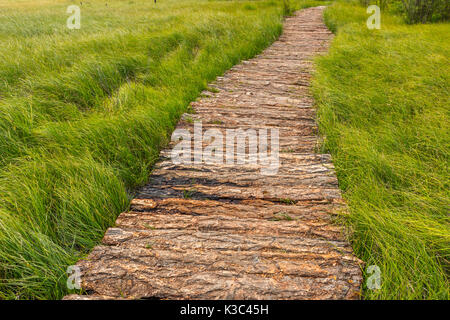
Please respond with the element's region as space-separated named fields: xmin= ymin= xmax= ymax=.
xmin=314 ymin=1 xmax=449 ymax=299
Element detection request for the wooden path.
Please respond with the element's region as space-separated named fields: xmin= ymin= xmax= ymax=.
xmin=65 ymin=6 xmax=362 ymax=300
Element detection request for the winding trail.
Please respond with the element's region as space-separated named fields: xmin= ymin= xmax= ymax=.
xmin=65 ymin=7 xmax=362 ymax=300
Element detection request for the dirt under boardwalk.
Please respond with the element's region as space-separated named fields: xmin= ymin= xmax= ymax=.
xmin=64 ymin=7 xmax=363 ymax=300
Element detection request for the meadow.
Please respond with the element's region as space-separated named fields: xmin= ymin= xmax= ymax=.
xmin=314 ymin=0 xmax=449 ymax=299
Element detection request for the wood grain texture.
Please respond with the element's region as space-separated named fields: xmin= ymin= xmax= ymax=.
xmin=64 ymin=7 xmax=363 ymax=300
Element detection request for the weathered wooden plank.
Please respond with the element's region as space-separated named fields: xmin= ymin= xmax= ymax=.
xmin=64 ymin=6 xmax=362 ymax=301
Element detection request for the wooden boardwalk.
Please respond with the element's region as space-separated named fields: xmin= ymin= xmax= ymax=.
xmin=65 ymin=7 xmax=362 ymax=300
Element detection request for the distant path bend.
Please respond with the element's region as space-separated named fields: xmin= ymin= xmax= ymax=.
xmin=65 ymin=6 xmax=363 ymax=300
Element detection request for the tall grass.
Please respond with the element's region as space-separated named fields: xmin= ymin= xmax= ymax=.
xmin=313 ymin=1 xmax=449 ymax=299
xmin=0 ymin=0 xmax=330 ymax=299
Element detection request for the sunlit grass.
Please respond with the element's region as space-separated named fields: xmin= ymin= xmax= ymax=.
xmin=314 ymin=1 xmax=449 ymax=299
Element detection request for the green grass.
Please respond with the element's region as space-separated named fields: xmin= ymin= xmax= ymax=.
xmin=0 ymin=0 xmax=330 ymax=300
xmin=313 ymin=1 xmax=449 ymax=299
